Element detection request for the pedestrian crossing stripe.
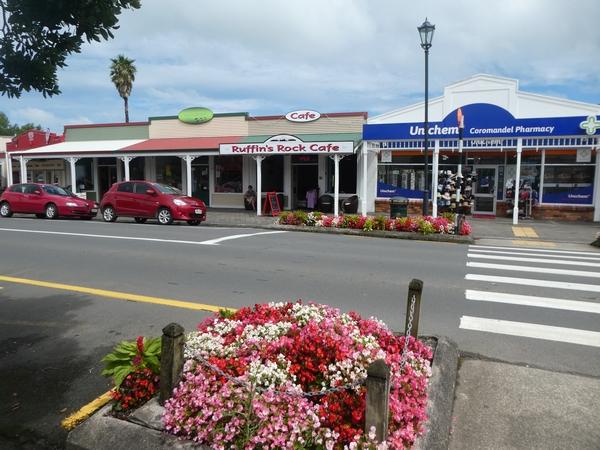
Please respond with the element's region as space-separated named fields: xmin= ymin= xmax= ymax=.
xmin=468 ymin=248 xmax=600 ymax=261
xmin=467 ymin=253 xmax=600 ymax=268
xmin=465 ymin=274 xmax=600 ymax=292
xmin=465 ymin=289 xmax=600 ymax=314
xmin=512 ymin=227 xmax=539 ymax=238
xmin=467 ymin=261 xmax=600 ymax=278
xmin=459 ymin=316 xmax=600 ymax=348
xmin=470 ymin=245 xmax=599 ymax=256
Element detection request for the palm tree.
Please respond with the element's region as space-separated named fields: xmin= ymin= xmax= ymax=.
xmin=110 ymin=55 xmax=137 ymax=123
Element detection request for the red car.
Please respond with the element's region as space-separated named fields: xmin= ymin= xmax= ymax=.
xmin=0 ymin=183 xmax=98 ymax=220
xmin=100 ymin=181 xmax=206 ymax=225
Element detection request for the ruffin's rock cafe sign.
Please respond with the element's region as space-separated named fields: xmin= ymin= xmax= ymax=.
xmin=219 ymin=135 xmax=354 ymax=155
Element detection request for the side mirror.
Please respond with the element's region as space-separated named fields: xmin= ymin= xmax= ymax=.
xmin=145 ymin=189 xmax=156 ymax=196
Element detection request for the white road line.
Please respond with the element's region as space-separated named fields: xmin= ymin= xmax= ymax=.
xmin=465 ymin=289 xmax=600 ymax=314
xmin=470 ymin=244 xmax=600 ymax=257
xmin=198 ymin=231 xmax=287 ymax=245
xmin=0 ymin=227 xmax=286 ymax=246
xmin=468 ymin=248 xmax=600 ymax=261
xmin=468 ymin=253 xmax=600 ymax=268
xmin=459 ymin=316 xmax=600 ymax=347
xmin=465 ymin=274 xmax=600 ymax=292
xmin=467 ymin=261 xmax=600 ymax=278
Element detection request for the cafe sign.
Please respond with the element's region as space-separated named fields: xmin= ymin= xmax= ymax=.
xmin=220 ymin=135 xmax=354 ymax=155
xmin=285 ymin=110 xmax=321 ymax=123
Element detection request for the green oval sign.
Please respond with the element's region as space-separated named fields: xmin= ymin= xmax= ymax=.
xmin=178 ymin=107 xmax=214 ymax=124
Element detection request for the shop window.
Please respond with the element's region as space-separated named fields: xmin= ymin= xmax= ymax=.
xmin=130 ymin=157 xmax=145 ymax=180
xmin=262 ymin=156 xmax=283 ymax=192
xmin=156 ymin=156 xmax=182 ymax=189
xmin=327 ymin=155 xmax=357 ymax=194
xmin=377 ymin=164 xmax=433 ymax=198
xmin=75 ymin=159 xmax=94 ymax=191
xmin=214 ymin=156 xmax=242 ymax=193
xmin=542 ymin=165 xmax=594 ymax=204
xmin=545 ymin=151 xmax=595 ymax=164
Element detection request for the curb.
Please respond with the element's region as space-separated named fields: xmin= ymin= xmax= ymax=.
xmin=414 ymin=336 xmax=459 ymax=450
xmin=267 ymin=224 xmax=475 ymax=244
xmin=66 ymin=335 xmax=459 ymax=450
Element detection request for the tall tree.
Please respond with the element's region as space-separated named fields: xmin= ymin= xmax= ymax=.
xmin=0 ymin=111 xmax=40 ymax=135
xmin=0 ymin=0 xmax=141 ymax=98
xmin=110 ymin=55 xmax=136 ymax=123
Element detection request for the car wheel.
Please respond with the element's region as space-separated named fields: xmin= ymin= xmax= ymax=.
xmin=45 ymin=203 xmax=58 ymax=219
xmin=0 ymin=202 xmax=12 ymax=218
xmin=134 ymin=217 xmax=147 ymax=224
xmin=187 ymin=220 xmax=200 ymax=226
xmin=102 ymin=206 xmax=117 ymax=222
xmin=157 ymin=207 xmax=173 ymax=225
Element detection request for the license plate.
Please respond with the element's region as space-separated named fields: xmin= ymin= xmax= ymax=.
xmin=91 ymin=209 xmax=98 ymax=213
xmin=194 ymin=208 xmax=202 ymax=214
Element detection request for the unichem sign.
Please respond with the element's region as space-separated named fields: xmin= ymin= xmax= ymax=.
xmin=220 ymin=135 xmax=354 ymax=155
xmin=364 ymin=103 xmax=600 ymax=140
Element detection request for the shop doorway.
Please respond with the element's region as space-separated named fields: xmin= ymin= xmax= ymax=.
xmin=473 ymin=166 xmax=497 ymax=215
xmin=192 ymin=164 xmax=210 ymax=205
xmin=98 ymin=165 xmax=117 ymax=200
xmin=292 ymin=164 xmax=318 ymax=209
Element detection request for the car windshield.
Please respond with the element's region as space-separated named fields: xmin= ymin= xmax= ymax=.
xmin=43 ymin=185 xmax=70 ymax=196
xmin=152 ymin=183 xmax=183 ymax=195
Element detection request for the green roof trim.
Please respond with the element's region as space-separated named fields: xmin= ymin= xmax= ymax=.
xmin=240 ymin=132 xmax=362 ymax=145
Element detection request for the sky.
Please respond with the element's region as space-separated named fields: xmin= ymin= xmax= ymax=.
xmin=0 ymin=0 xmax=599 ymax=133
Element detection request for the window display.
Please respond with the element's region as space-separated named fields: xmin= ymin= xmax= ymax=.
xmin=542 ymin=165 xmax=593 ymax=204
xmin=214 ymin=156 xmax=242 ymax=193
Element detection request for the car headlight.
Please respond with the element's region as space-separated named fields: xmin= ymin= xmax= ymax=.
xmin=173 ymin=199 xmax=186 ymax=206
xmin=66 ymin=201 xmax=78 ymax=207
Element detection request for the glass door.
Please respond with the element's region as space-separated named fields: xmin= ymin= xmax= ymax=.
xmin=192 ymin=165 xmax=210 ymax=205
xmin=473 ymin=166 xmax=497 ymax=215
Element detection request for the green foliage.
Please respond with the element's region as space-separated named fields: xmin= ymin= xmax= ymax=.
xmin=418 ymin=219 xmax=436 ymax=235
xmin=292 ymin=210 xmax=308 ymax=225
xmin=101 ymin=336 xmax=161 ymax=388
xmin=110 ymin=54 xmax=137 ymax=122
xmin=0 ymin=111 xmax=41 ymax=135
xmin=373 ymin=215 xmax=387 ymax=231
xmin=440 ymin=212 xmax=456 ymax=222
xmin=362 ymin=217 xmax=374 ymax=231
xmin=0 ymin=0 xmax=141 ymax=97
xmin=219 ymin=308 xmax=236 ymax=319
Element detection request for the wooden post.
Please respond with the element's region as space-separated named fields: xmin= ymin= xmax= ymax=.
xmin=406 ymin=278 xmax=423 ymax=338
xmin=159 ymin=322 xmax=185 ymax=405
xmin=365 ymin=359 xmax=391 ymax=442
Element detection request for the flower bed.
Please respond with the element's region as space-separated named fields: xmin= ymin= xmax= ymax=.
xmin=163 ymin=302 xmax=432 ymax=449
xmin=278 ymin=211 xmax=472 ymax=236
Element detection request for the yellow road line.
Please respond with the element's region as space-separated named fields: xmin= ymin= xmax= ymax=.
xmin=511 ymin=240 xmax=556 ymax=248
xmin=0 ymin=275 xmax=236 ymax=313
xmin=61 ymin=390 xmax=113 ymax=430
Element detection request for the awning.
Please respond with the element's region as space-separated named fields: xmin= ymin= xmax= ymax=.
xmin=8 ymin=139 xmax=146 ymax=157
xmin=121 ymin=136 xmax=243 ymax=152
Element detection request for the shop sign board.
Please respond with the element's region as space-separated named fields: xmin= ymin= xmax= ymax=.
xmin=27 ymin=159 xmax=65 ymax=170
xmin=220 ymin=135 xmax=354 ymax=155
xmin=178 ymin=107 xmax=214 ymax=124
xmin=285 ymin=110 xmax=320 ymax=123
xmin=364 ymin=103 xmax=600 ymax=140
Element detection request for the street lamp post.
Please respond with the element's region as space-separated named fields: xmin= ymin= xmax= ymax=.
xmin=418 ymin=18 xmax=435 ymax=216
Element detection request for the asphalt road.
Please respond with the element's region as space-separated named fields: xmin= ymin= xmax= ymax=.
xmin=0 ymin=216 xmax=598 ymax=448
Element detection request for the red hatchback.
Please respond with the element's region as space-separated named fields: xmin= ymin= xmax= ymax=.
xmin=100 ymin=181 xmax=207 ymax=225
xmin=0 ymin=183 xmax=98 ymax=219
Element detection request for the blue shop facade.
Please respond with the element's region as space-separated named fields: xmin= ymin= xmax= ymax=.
xmin=362 ymin=74 xmax=600 ymax=223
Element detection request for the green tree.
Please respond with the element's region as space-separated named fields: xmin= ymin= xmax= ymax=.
xmin=0 ymin=0 xmax=141 ymax=98
xmin=110 ymin=54 xmax=136 ymax=123
xmin=0 ymin=111 xmax=40 ymax=135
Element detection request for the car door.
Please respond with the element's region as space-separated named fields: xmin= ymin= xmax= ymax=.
xmin=133 ymin=182 xmax=157 ymax=217
xmin=114 ymin=182 xmax=135 ymax=216
xmin=6 ymin=184 xmax=26 ymax=212
xmin=22 ymin=184 xmax=43 ymax=213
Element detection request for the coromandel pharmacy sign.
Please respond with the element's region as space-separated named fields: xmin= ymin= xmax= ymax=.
xmin=219 ymin=135 xmax=354 ymax=155
xmin=363 ymin=103 xmax=600 ymax=141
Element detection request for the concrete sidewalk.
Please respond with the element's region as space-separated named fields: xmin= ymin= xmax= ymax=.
xmin=449 ymin=358 xmax=600 ymax=450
